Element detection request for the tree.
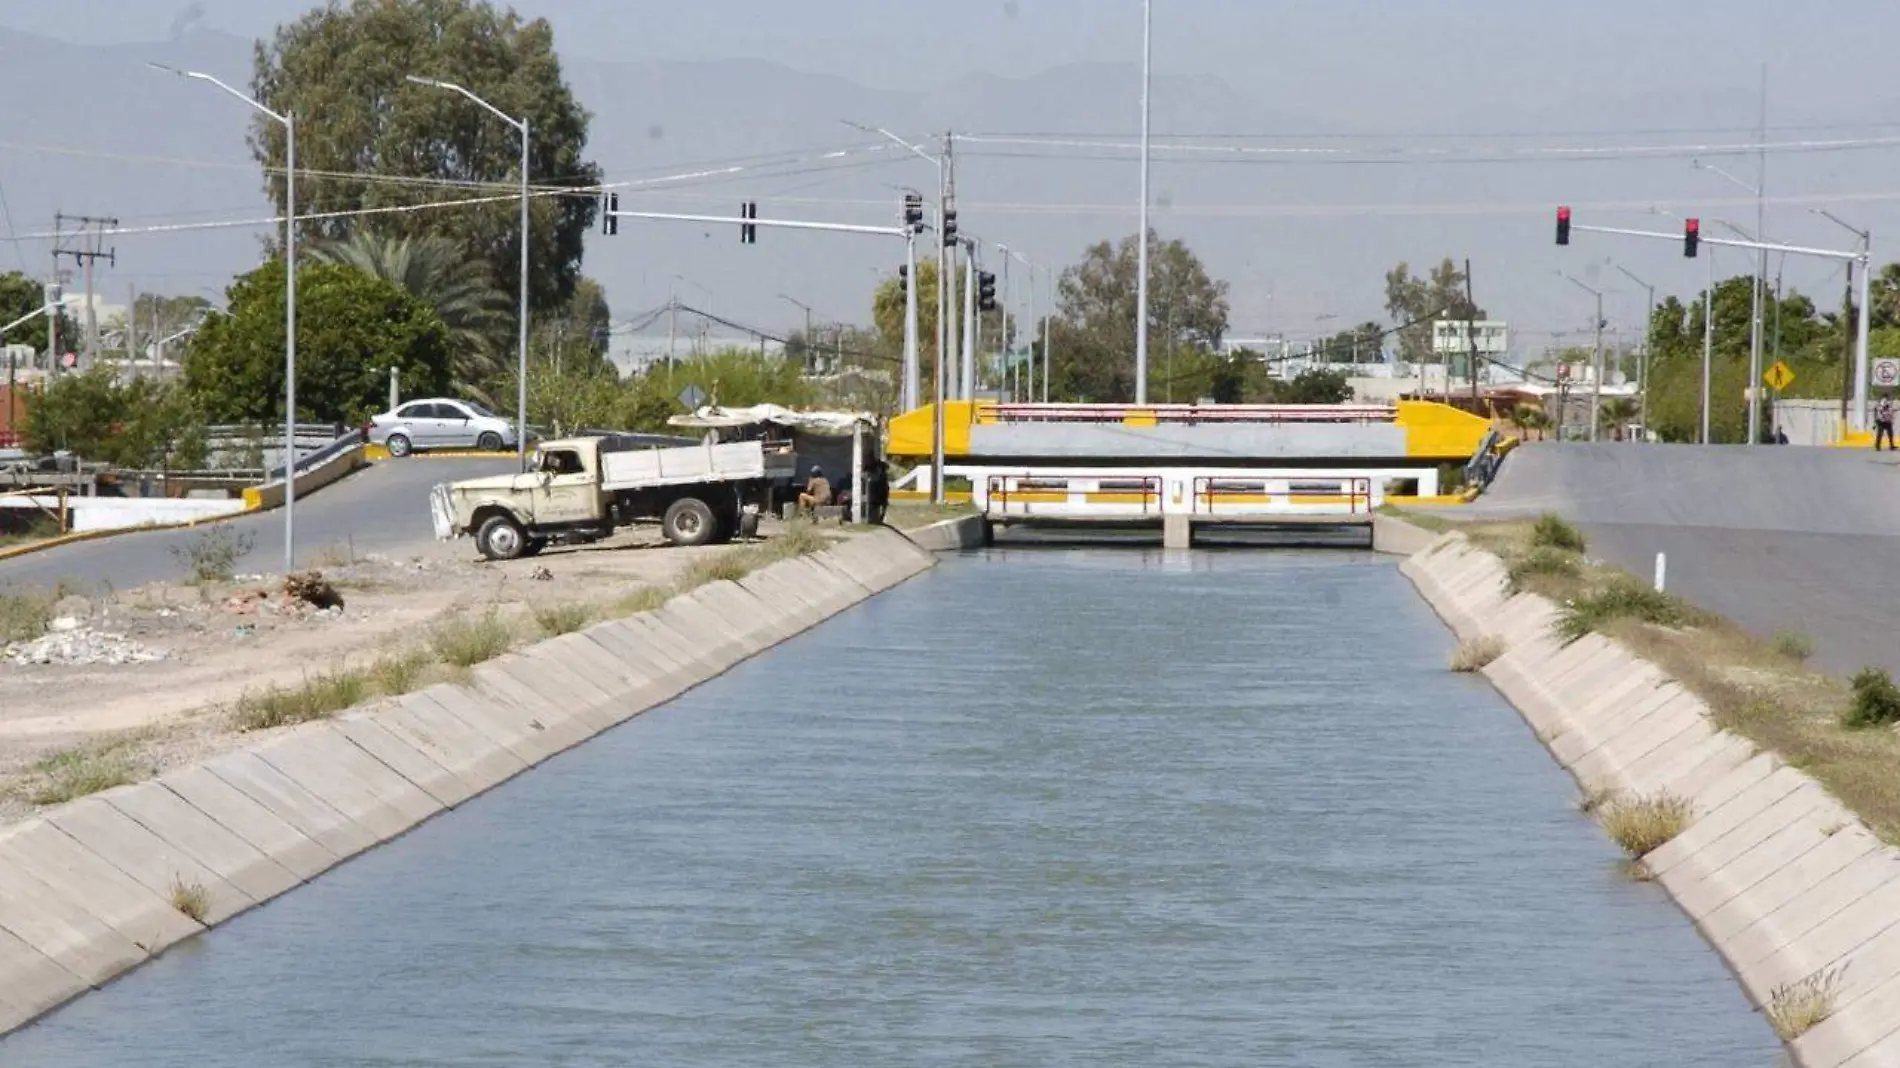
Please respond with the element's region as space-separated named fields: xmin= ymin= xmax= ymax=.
xmin=869 ymin=260 xmax=1004 ymax=404
xmin=671 ymin=348 xmax=816 ymax=410
xmin=1269 ymin=368 xmax=1353 ymax=404
xmin=250 ymin=0 xmax=602 ymax=314
xmin=1049 ymin=231 xmax=1229 ymax=402
xmin=0 ymin=271 xmax=78 ymax=363
xmin=308 ymin=233 xmax=510 ymax=396
xmin=1383 ymin=259 xmax=1483 ymax=365
xmin=184 ymin=259 xmax=453 ymax=425
xmin=24 ymin=367 xmax=207 ymax=468
xmin=1312 ymin=321 xmax=1386 ymax=365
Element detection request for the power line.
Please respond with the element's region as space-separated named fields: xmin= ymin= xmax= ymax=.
xmin=953 ymin=131 xmax=1900 ymax=164
xmin=965 ymin=119 xmax=1900 ymax=141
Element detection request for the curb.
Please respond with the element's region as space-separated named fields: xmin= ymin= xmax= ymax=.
xmin=364 ymin=445 xmax=518 ymax=462
xmin=0 ymin=505 xmax=261 ymax=563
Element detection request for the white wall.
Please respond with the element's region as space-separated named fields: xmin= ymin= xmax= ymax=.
xmin=0 ymin=496 xmax=246 ymax=533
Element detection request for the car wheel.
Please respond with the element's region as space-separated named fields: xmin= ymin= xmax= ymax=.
xmin=475 ymin=514 xmax=529 ymax=561
xmin=476 ymin=431 xmax=503 ymax=452
xmin=387 ymin=432 xmax=413 ymax=458
xmin=662 ymin=497 xmax=717 ymax=547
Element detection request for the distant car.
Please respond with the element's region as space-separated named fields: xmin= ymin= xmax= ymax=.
xmin=367 ymin=398 xmax=519 ymax=457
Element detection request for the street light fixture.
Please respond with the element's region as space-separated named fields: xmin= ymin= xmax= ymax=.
xmin=151 ymin=61 xmax=299 ymax=572
xmin=1558 ymin=270 xmax=1607 ymax=442
xmin=406 ymin=74 xmax=532 ymax=470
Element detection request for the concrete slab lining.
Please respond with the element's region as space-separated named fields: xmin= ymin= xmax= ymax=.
xmin=42 ymin=799 xmax=251 ymax=926
xmin=0 ymin=531 xmax=933 ymax=1039
xmin=246 ymin=729 xmax=441 ymax=842
xmin=0 ymin=821 xmax=202 ymax=954
xmin=101 ymin=782 xmax=302 ymax=907
xmin=159 ymin=765 xmax=335 ymax=881
xmin=1392 ymin=519 xmax=1900 ymax=1068
xmin=369 ymin=694 xmax=527 ymax=794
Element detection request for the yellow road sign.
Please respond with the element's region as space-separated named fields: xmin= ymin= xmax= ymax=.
xmin=1764 ymin=361 xmax=1795 ymax=391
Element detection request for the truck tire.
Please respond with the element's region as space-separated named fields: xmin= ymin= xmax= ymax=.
xmin=738 ymin=510 xmax=761 ymax=540
xmin=476 ymin=514 xmax=529 ymax=560
xmin=662 ymin=497 xmax=717 ymax=547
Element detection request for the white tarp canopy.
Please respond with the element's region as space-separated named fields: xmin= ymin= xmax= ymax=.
xmin=667 ymin=403 xmax=875 ymax=437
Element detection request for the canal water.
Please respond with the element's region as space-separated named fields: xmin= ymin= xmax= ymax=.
xmin=0 ymin=548 xmax=1778 ymax=1067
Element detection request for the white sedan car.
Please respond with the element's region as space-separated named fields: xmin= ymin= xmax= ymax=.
xmin=366 ymin=398 xmax=519 ymax=457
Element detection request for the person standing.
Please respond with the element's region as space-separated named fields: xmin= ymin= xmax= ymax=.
xmin=1876 ymin=394 xmax=1896 ymax=452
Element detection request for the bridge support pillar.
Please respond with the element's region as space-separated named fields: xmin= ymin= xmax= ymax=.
xmin=1163 ymin=515 xmax=1192 ymax=550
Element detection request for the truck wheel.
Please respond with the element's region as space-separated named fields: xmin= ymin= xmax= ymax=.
xmin=662 ymin=497 xmax=717 ymax=547
xmin=387 ymin=432 xmax=413 ymax=458
xmin=476 ymin=514 xmax=529 ymax=560
xmin=738 ymin=510 xmax=761 ymax=540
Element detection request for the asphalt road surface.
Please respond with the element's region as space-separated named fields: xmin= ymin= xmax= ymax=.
xmin=0 ymin=457 xmax=516 ymax=595
xmin=1469 ymin=443 xmax=1900 ymax=677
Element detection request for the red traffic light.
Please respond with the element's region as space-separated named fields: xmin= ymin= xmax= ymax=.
xmin=1684 ymin=217 xmax=1700 ymax=258
xmin=1556 ymin=205 xmax=1571 ymax=246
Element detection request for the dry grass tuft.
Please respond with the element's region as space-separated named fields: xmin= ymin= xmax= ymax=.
xmin=232 ymin=669 xmax=369 ymax=731
xmin=1599 ymin=791 xmax=1694 ymax=858
xmin=368 ymin=650 xmax=433 ymax=696
xmin=430 ymin=611 xmax=512 ymax=667
xmin=0 ymin=588 xmax=53 ymax=643
xmin=169 ymin=877 xmax=210 ymax=924
xmin=1449 ymin=635 xmax=1506 ymax=672
xmin=533 ymin=602 xmax=594 ymax=637
xmin=1766 ymin=967 xmax=1846 ymax=1040
xmin=1773 ymin=630 xmax=1815 ymax=663
xmin=28 ymin=737 xmax=148 ymax=805
xmin=614 ymin=586 xmax=671 ymax=615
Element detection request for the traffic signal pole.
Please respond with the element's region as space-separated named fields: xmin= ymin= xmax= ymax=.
xmin=1563 ymin=215 xmax=1873 ymax=432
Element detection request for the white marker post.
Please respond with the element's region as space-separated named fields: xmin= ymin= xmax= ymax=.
xmin=1654 ymin=552 xmax=1667 ymax=592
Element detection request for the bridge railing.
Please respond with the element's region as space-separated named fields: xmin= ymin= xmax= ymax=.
xmin=985 ymin=473 xmax=1163 ymax=517
xmin=980 ymin=403 xmax=1399 ymax=426
xmin=1191 ymin=475 xmax=1374 ymax=516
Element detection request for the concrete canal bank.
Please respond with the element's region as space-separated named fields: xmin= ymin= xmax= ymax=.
xmin=0 ymin=528 xmax=941 ymax=1036
xmin=1401 ymin=529 xmax=1900 ymax=1068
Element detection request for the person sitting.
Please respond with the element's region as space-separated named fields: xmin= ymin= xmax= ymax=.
xmin=798 ymin=465 xmax=832 ymax=517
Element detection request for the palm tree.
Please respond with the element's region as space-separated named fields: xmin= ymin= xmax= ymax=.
xmin=1511 ymin=402 xmax=1551 ymax=441
xmin=309 ymin=233 xmax=509 ymax=401
xmin=1601 ymin=397 xmax=1640 ymax=441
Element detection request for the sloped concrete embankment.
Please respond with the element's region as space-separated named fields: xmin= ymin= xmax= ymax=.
xmin=0 ymin=530 xmax=936 ymax=1037
xmin=1402 ymin=533 xmax=1900 ymax=1068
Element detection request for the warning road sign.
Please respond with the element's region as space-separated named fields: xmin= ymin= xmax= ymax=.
xmin=1763 ymin=361 xmax=1795 ymax=392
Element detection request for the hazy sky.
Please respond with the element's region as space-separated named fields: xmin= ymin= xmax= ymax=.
xmin=6 ymin=0 xmax=1900 ymax=361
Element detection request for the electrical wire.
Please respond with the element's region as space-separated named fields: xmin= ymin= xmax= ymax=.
xmin=952 ymin=131 xmax=1900 ymax=163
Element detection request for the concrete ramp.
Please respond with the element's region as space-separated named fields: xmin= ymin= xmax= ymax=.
xmin=1476 ymin=443 xmax=1900 ymax=536
xmin=1474 ymin=444 xmax=1900 ymax=677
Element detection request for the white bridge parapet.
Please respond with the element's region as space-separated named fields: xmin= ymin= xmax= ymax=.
xmin=971 ymin=466 xmax=1398 ymax=523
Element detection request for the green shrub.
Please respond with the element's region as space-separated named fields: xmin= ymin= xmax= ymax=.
xmin=1773 ymin=631 xmax=1815 ymax=663
xmin=1506 ymin=547 xmax=1582 ymax=592
xmin=1557 ymin=578 xmax=1702 ymax=640
xmin=171 ymin=526 xmax=255 ymax=584
xmin=1530 ymin=513 xmax=1587 ymax=553
xmin=369 ymin=651 xmax=432 ymax=696
xmin=1845 ymin=668 xmax=1900 ymax=729
xmin=0 ymin=589 xmax=53 ymax=643
xmin=28 ymin=740 xmax=145 ymax=805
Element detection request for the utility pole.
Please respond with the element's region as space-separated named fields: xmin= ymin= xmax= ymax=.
xmin=1753 ymin=63 xmax=1768 ymax=446
xmin=1703 ymin=251 xmax=1715 ymax=445
xmin=1043 ymin=267 xmax=1053 ymax=403
xmin=1134 ymin=0 xmax=1153 ymax=405
xmin=1463 ymin=260 xmax=1480 ymax=405
xmin=50 ymin=213 xmax=117 ymax=372
xmin=943 ymin=133 xmax=961 ymax=403
xmin=1559 ymin=271 xmax=1605 ymax=441
xmin=961 ymin=238 xmax=977 ymax=400
xmin=1813 ymin=208 xmax=1872 ymax=430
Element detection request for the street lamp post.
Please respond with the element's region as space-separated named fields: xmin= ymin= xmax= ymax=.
xmin=778 ymin=294 xmax=814 ymax=374
xmin=1612 ymin=263 xmax=1656 ymax=438
xmin=1559 ymin=271 xmax=1606 ymax=442
xmin=1695 ymin=158 xmax=1769 ymax=445
xmin=1134 ymin=0 xmax=1153 ymax=405
xmin=1001 ymin=245 xmax=1039 ymax=404
xmin=847 ymin=120 xmax=949 ymax=503
xmin=1812 ymin=208 xmax=1874 ymax=430
xmin=407 ymin=76 xmax=531 ymax=470
xmin=152 ymin=63 xmax=298 ymax=572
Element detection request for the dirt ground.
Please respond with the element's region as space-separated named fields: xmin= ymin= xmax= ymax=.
xmin=0 ymin=524 xmax=738 ymax=826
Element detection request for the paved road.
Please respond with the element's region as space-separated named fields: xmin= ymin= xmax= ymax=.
xmin=1469 ymin=443 xmax=1900 ymax=677
xmin=0 ymin=458 xmax=515 ymax=594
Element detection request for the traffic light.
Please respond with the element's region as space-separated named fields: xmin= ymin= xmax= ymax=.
xmin=978 ymin=270 xmax=997 ymax=312
xmin=1555 ymin=205 xmax=1570 ymax=246
xmin=601 ymin=192 xmax=619 ymax=236
xmin=903 ymin=193 xmax=925 ymax=232
xmin=898 ymin=264 xmax=909 ymax=283
xmin=941 ymin=208 xmax=958 ymax=245
xmin=741 ymin=201 xmax=758 ymax=244
xmin=1684 ymin=217 xmax=1700 ymax=258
